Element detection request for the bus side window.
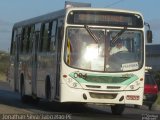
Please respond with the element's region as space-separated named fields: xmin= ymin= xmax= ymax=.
xmin=23 ymin=27 xmax=30 ymax=53
xmin=57 ymin=18 xmax=64 ymax=41
xmin=29 ymin=26 xmax=35 ymax=53
xmin=17 ymin=30 xmax=22 ymax=54
xmin=50 ymin=20 xmax=57 ymax=52
xmin=20 ymin=28 xmax=25 ymax=54
xmin=26 ymin=27 xmax=31 ymax=53
xmin=58 ymin=26 xmax=64 ymax=41
xmin=22 ymin=27 xmax=30 ymax=54
xmin=11 ymin=30 xmax=17 ymax=55
xmin=41 ymin=22 xmax=50 ymax=52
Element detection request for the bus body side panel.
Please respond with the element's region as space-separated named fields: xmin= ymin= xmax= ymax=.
xmin=36 ymin=53 xmax=55 ymax=99
xmin=36 ymin=17 xmax=64 ymax=100
xmin=19 ymin=54 xmax=32 ymax=96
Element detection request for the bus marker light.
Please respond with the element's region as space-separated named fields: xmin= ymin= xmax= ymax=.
xmin=63 ymin=75 xmax=67 ymax=78
xmin=140 ymin=78 xmax=143 ymax=81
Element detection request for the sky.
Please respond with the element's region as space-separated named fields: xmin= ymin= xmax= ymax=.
xmin=0 ymin=0 xmax=160 ymax=51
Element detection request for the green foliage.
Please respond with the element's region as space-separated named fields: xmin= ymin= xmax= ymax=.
xmin=157 ymin=95 xmax=160 ymax=105
xmin=154 ymin=71 xmax=160 ymax=79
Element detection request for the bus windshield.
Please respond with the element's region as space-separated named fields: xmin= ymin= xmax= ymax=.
xmin=64 ymin=27 xmax=143 ymax=72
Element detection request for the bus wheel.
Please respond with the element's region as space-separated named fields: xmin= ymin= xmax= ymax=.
xmin=111 ymin=104 xmax=125 ymax=115
xmin=31 ymin=96 xmax=40 ymax=104
xmin=20 ymin=80 xmax=30 ymax=103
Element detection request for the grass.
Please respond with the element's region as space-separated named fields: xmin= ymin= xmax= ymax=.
xmin=156 ymin=93 xmax=160 ymax=105
xmin=153 ymin=92 xmax=160 ymax=106
xmin=0 ymin=51 xmax=9 ymax=82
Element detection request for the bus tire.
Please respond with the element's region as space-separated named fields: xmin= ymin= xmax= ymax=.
xmin=20 ymin=76 xmax=30 ymax=103
xmin=111 ymin=104 xmax=125 ymax=115
xmin=45 ymin=77 xmax=51 ymax=101
xmin=31 ymin=96 xmax=40 ymax=104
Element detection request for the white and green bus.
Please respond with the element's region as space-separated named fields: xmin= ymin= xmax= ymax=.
xmin=8 ymin=6 xmax=152 ymax=115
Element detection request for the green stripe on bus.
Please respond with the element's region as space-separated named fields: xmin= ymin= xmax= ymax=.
xmin=69 ymin=72 xmax=138 ymax=85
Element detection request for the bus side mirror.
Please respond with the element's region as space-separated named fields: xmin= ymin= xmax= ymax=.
xmin=147 ymin=30 xmax=152 ymax=43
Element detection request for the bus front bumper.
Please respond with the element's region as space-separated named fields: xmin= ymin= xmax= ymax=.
xmin=60 ymin=84 xmax=143 ymax=105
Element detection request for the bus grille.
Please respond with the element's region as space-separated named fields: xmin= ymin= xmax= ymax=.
xmin=84 ymin=76 xmax=129 ymax=84
xmin=89 ymin=92 xmax=117 ymax=99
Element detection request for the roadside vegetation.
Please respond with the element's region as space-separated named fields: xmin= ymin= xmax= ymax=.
xmin=0 ymin=51 xmax=9 ymax=81
xmin=157 ymin=94 xmax=160 ymax=105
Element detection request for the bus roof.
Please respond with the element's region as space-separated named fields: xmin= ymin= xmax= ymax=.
xmin=66 ymin=7 xmax=143 ymax=16
xmin=13 ymin=9 xmax=66 ymax=28
xmin=13 ymin=7 xmax=143 ymax=28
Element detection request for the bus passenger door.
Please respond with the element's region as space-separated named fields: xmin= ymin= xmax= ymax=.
xmin=31 ymin=23 xmax=41 ymax=97
xmin=55 ymin=19 xmax=64 ymax=99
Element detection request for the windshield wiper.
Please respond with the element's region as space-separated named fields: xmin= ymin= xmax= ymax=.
xmin=84 ymin=25 xmax=99 ymax=44
xmin=111 ymin=27 xmax=127 ymax=44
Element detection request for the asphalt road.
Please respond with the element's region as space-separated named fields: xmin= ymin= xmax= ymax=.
xmin=0 ymin=81 xmax=159 ymax=120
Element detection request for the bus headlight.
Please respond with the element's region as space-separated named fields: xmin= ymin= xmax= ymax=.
xmin=66 ymin=78 xmax=82 ymax=89
xmin=125 ymin=80 xmax=140 ymax=90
